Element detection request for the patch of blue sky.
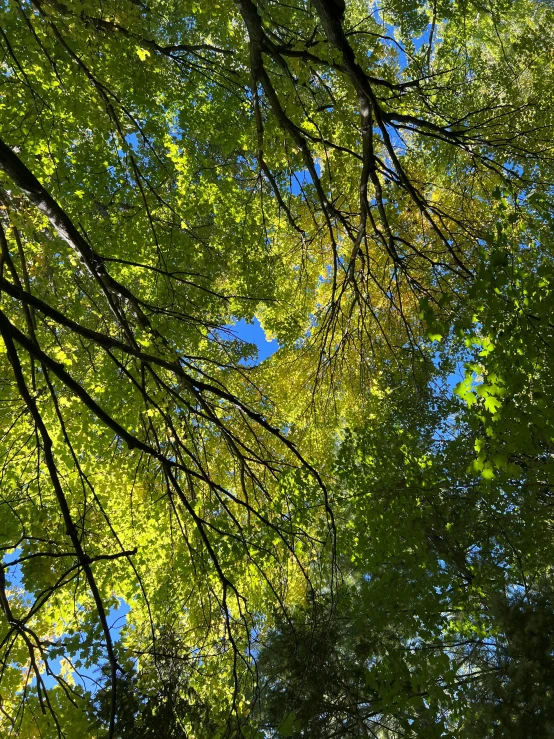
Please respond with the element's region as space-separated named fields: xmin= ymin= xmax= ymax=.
xmin=3 ymin=548 xmax=33 ymax=608
xmin=370 ymin=1 xmax=441 ymax=73
xmin=3 ymin=548 xmax=130 ymax=692
xmin=125 ymin=132 xmax=140 ymax=151
xmin=430 ymin=344 xmax=467 ymax=394
xmin=43 ymin=598 xmax=130 ymax=691
xmin=230 ymin=316 xmax=279 ymax=364
xmin=369 ymin=6 xmax=409 ymax=66
xmin=412 ymin=25 xmax=431 ymax=53
xmin=386 ymin=126 xmax=408 ymax=155
xmin=290 ymin=162 xmax=321 ymax=196
xmin=504 ymin=161 xmax=524 ymax=178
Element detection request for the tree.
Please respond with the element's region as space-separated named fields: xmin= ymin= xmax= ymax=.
xmin=0 ymin=0 xmax=554 ymax=736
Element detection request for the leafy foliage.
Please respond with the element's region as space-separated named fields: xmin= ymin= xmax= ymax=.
xmin=0 ymin=0 xmax=553 ymax=736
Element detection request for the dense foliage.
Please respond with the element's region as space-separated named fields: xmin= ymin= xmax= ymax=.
xmin=1 ymin=0 xmax=554 ymax=735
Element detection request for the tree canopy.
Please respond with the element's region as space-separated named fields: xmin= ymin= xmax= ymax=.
xmin=1 ymin=0 xmax=554 ymax=735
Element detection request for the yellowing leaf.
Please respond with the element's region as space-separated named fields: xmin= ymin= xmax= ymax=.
xmin=136 ymin=47 xmax=151 ymax=61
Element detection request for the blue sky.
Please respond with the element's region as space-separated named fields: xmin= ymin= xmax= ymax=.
xmin=232 ymin=316 xmax=279 ymax=363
